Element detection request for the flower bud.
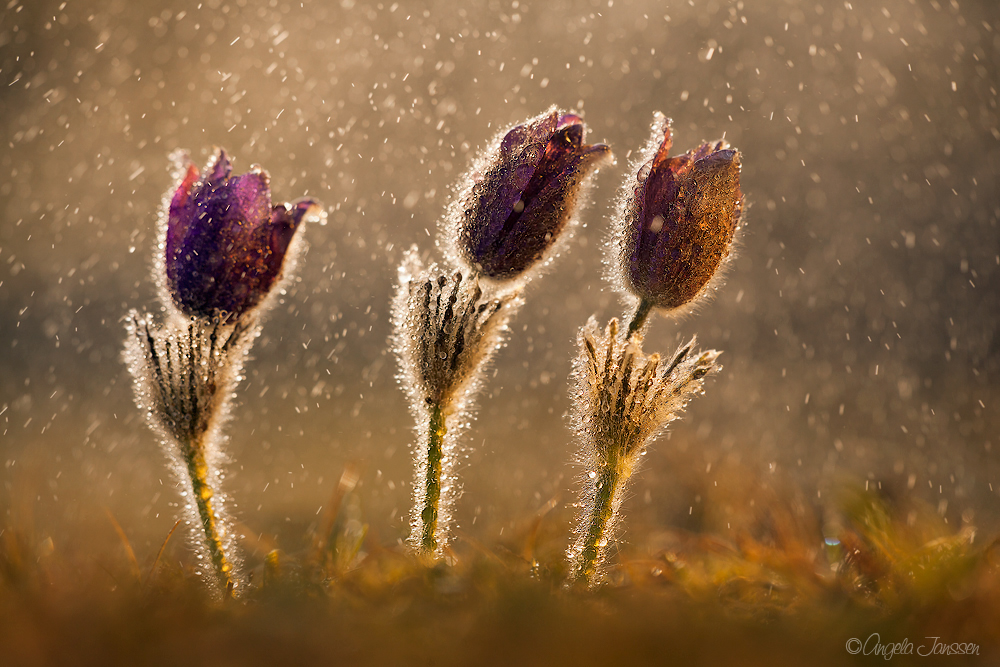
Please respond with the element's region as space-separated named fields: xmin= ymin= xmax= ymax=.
xmin=164 ymin=148 xmax=323 ymax=319
xmin=448 ymin=109 xmax=611 ymax=281
xmin=616 ymin=114 xmax=742 ymax=312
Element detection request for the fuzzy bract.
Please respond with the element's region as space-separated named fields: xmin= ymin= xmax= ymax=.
xmin=572 ymin=317 xmax=720 ymax=472
xmin=391 ymin=248 xmax=523 ymax=554
xmin=567 ymin=317 xmax=720 ymax=582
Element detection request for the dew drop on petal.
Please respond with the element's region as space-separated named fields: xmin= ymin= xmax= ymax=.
xmin=637 ymin=162 xmax=652 ymax=183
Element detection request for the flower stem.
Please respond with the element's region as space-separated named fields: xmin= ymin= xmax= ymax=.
xmin=419 ymin=402 xmax=447 ymax=553
xmin=572 ymin=458 xmax=625 ymax=586
xmin=184 ymin=446 xmax=235 ymax=597
xmin=626 ymin=298 xmax=654 ymax=340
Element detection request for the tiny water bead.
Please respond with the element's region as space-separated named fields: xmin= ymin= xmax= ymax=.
xmin=637 ymin=162 xmax=652 ymax=183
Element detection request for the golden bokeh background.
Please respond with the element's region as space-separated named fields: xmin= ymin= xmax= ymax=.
xmin=2 ymin=0 xmax=998 ymax=565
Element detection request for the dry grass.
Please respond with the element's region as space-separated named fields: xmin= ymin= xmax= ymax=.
xmin=2 ymin=471 xmax=998 ymax=667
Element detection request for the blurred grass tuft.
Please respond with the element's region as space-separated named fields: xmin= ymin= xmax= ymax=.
xmin=2 ymin=469 xmax=997 ymax=666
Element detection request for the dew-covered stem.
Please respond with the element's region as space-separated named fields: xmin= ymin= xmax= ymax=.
xmin=567 ymin=318 xmax=720 ymax=586
xmin=419 ymin=402 xmax=447 ymax=553
xmin=184 ymin=444 xmax=234 ymax=597
xmin=125 ymin=315 xmax=250 ymax=596
xmin=572 ymin=459 xmax=626 ymax=585
xmin=393 ymin=254 xmax=522 ymax=556
xmin=626 ymin=298 xmax=654 ymax=340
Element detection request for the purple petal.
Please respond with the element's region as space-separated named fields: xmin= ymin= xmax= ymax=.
xmin=556 ymin=113 xmax=583 ymax=130
xmin=268 ymin=198 xmax=321 ymax=260
xmin=166 ymin=160 xmax=200 ymax=259
xmin=164 ymin=151 xmax=317 ymax=318
xmin=205 ymin=148 xmax=232 ymax=185
xmin=224 ymin=171 xmax=272 ymax=230
xmin=484 ymin=142 xmax=611 ymax=276
xmin=500 ymin=124 xmax=531 ymax=155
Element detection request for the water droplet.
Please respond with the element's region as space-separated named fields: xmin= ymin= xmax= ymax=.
xmin=637 ymin=163 xmax=652 ymax=183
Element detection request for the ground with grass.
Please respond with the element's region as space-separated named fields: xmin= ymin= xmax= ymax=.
xmin=2 ymin=479 xmax=997 ymax=667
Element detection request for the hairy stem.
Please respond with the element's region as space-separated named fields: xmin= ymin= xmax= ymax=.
xmin=572 ymin=458 xmax=626 ymax=586
xmin=185 ymin=445 xmax=234 ymax=597
xmin=626 ymin=298 xmax=654 ymax=340
xmin=419 ymin=402 xmax=447 ymax=553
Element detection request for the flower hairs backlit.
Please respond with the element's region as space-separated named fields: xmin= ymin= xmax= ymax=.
xmin=395 ymin=109 xmax=610 ymax=556
xmin=392 ymin=249 xmax=522 ymax=555
xmin=124 ymin=148 xmax=323 ymax=595
xmin=566 ymin=317 xmax=720 ymax=584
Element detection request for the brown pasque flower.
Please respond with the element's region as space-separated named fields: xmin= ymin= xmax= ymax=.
xmin=617 ymin=114 xmax=742 ymax=320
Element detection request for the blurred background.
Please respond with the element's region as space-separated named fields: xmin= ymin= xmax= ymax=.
xmin=1 ymin=0 xmax=998 ymax=564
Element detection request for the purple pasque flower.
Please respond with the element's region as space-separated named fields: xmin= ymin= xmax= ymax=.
xmin=619 ymin=114 xmax=742 ymax=312
xmin=454 ymin=109 xmax=611 ymax=281
xmin=164 ymin=149 xmax=321 ymax=319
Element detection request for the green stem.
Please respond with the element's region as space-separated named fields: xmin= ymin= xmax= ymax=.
xmin=419 ymin=403 xmax=446 ymax=553
xmin=185 ymin=447 xmax=235 ymax=597
xmin=626 ymin=298 xmax=654 ymax=340
xmin=573 ymin=460 xmax=625 ymax=585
